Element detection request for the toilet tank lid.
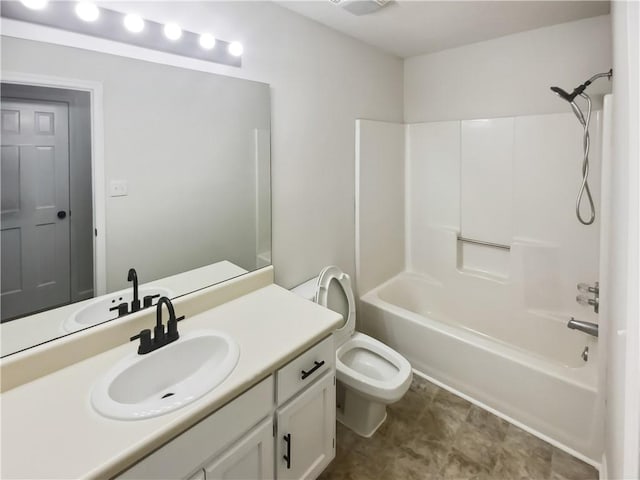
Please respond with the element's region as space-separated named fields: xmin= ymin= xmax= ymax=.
xmin=291 ymin=276 xmax=319 ymax=301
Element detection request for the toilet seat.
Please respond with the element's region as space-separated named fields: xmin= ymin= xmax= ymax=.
xmin=316 ymin=266 xmax=356 ymax=346
xmin=336 ymin=332 xmax=413 ymax=403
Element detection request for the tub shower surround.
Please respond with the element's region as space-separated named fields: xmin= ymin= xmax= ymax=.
xmin=355 ymin=112 xmax=603 ymax=463
xmin=360 ymin=274 xmax=599 ymax=462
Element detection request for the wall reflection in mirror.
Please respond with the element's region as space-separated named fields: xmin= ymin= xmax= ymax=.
xmin=0 ymin=35 xmax=271 ymax=357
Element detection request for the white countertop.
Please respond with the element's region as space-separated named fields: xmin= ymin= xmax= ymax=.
xmin=0 ymin=284 xmax=341 ymax=479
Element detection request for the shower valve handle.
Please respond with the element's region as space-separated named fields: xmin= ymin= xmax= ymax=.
xmin=576 ymin=281 xmax=599 ymax=313
xmin=576 ymin=295 xmax=599 ymax=314
xmin=577 ymin=282 xmax=599 ymax=294
xmin=576 ymin=295 xmax=595 ymax=306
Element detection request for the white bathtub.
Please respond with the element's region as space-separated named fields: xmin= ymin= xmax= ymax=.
xmin=359 ymin=272 xmax=601 ymax=463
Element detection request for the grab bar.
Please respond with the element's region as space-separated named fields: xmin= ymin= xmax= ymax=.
xmin=457 ymin=235 xmax=510 ymax=250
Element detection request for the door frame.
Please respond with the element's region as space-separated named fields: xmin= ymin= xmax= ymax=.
xmin=2 ymin=71 xmax=107 ymax=295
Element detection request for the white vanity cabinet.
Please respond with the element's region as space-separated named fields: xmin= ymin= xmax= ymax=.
xmin=275 ymin=372 xmax=335 ymax=480
xmin=118 ymin=335 xmax=336 ymax=480
xmin=274 ymin=335 xmax=336 ymax=480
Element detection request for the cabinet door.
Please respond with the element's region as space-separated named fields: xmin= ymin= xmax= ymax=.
xmin=205 ymin=418 xmax=274 ymax=480
xmin=276 ymin=372 xmax=335 ymax=480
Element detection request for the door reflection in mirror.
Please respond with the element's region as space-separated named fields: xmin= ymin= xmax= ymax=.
xmin=1 ymin=84 xmax=93 ymax=322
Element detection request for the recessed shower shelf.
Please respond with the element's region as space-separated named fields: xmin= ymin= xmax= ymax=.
xmin=456 ymin=237 xmax=510 ymax=282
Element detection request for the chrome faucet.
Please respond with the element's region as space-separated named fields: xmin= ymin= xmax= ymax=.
xmin=567 ymin=317 xmax=598 ymax=337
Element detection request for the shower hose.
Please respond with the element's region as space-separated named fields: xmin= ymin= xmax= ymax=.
xmin=574 ymin=93 xmax=595 ymax=226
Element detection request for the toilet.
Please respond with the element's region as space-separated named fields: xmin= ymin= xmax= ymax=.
xmin=292 ymin=265 xmax=412 ymax=437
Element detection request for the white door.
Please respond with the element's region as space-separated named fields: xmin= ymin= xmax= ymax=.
xmin=276 ymin=372 xmax=335 ymax=480
xmin=1 ymin=98 xmax=71 ymax=320
xmin=205 ymin=418 xmax=274 ymax=480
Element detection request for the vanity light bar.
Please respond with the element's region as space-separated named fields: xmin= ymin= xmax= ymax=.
xmin=1 ymin=1 xmax=242 ymax=67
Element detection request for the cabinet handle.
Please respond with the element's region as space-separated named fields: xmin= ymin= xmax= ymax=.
xmin=301 ymin=360 xmax=325 ymax=380
xmin=283 ymin=433 xmax=291 ymax=469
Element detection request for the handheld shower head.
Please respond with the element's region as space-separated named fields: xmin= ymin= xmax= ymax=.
xmin=549 ymin=68 xmax=612 ymax=226
xmin=550 ymin=86 xmax=574 ymax=102
xmin=550 ymin=87 xmax=586 ymax=124
xmin=550 ymin=84 xmax=588 ymax=103
xmin=550 ymin=68 xmax=613 ymax=104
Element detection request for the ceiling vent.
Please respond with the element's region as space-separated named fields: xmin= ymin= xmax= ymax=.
xmin=329 ymin=0 xmax=392 ymax=16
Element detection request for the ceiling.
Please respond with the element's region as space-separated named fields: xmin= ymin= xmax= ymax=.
xmin=278 ymin=1 xmax=610 ymax=58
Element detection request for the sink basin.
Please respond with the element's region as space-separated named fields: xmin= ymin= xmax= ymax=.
xmin=62 ymin=286 xmax=173 ymax=333
xmin=91 ymin=330 xmax=240 ymax=420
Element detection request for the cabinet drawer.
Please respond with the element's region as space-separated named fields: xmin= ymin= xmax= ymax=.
xmin=277 ymin=335 xmax=334 ymax=405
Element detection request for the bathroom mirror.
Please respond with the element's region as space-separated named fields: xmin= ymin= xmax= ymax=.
xmin=0 ymin=35 xmax=271 ymax=357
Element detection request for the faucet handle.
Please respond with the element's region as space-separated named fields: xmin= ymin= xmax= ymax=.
xmin=130 ymin=328 xmax=149 ymax=342
xmin=130 ymin=299 xmax=141 ymax=313
xmin=143 ymin=294 xmax=160 ymax=309
xmin=577 ymin=282 xmax=599 ymax=294
xmin=576 ymin=294 xmax=599 ymax=313
xmin=153 ymin=323 xmax=165 ymax=343
xmin=130 ymin=329 xmax=153 ymax=354
xmin=576 ymin=294 xmax=589 ymax=306
xmin=109 ymin=302 xmax=128 ymax=317
xmin=166 ymin=315 xmax=185 ymax=341
xmin=576 ymin=295 xmax=597 ymax=306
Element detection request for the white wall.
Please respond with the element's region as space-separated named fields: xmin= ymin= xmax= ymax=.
xmin=404 ymin=15 xmax=612 ymax=122
xmin=603 ymin=1 xmax=640 ymax=477
xmin=2 ymin=1 xmax=404 ymax=289
xmin=355 ymin=120 xmax=405 ymax=295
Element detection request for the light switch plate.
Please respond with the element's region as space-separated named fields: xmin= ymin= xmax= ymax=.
xmin=109 ymin=180 xmax=128 ymax=197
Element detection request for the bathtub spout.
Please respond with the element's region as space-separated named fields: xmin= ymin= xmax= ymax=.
xmin=567 ymin=318 xmax=598 ymax=337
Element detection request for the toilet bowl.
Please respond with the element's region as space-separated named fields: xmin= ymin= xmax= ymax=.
xmin=292 ymin=266 xmax=412 ymax=437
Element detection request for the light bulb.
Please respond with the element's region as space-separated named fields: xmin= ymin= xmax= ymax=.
xmin=75 ymin=1 xmax=99 ymax=22
xmin=123 ymin=14 xmax=145 ymax=33
xmin=163 ymin=23 xmax=182 ymax=41
xmin=228 ymin=41 xmax=243 ymax=57
xmin=199 ymin=33 xmax=216 ymax=50
xmin=20 ymin=0 xmax=48 ymax=10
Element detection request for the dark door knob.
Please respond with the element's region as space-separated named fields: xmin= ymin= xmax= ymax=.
xmin=57 ymin=210 xmax=67 ymax=219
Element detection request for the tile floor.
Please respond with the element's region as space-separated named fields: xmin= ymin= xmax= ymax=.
xmin=319 ymin=375 xmax=599 ymax=480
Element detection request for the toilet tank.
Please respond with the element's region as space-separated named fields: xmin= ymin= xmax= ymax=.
xmin=291 ymin=277 xmax=319 ymax=302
